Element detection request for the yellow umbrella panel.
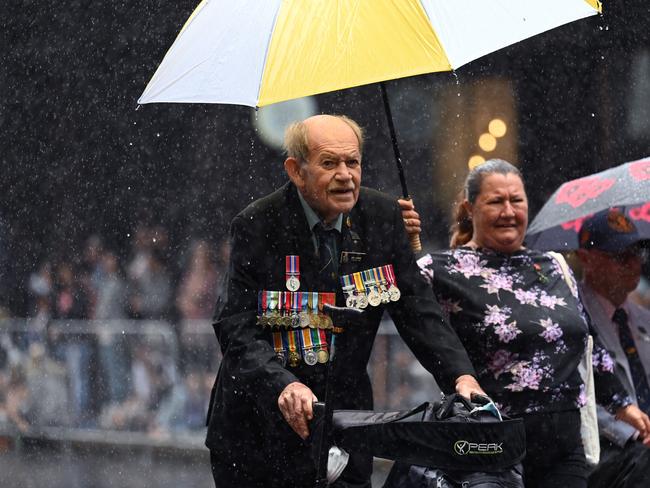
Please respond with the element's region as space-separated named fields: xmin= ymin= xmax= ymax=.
xmin=139 ymin=0 xmax=601 ymax=107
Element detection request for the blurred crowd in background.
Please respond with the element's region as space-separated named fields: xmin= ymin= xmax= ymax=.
xmin=0 ymin=223 xmax=435 ymax=441
xmin=0 ymin=223 xmax=231 ymax=439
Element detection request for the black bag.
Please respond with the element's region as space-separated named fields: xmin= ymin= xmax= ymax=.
xmin=311 ymin=394 xmax=525 ymax=487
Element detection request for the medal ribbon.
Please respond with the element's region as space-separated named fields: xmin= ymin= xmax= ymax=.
xmin=374 ymin=267 xmax=385 ymax=288
xmin=301 ymin=328 xmax=313 ymax=351
xmin=287 ymin=330 xmax=298 ymax=357
xmin=340 ymin=273 xmax=354 ymax=291
xmin=352 ymin=272 xmax=365 ymax=295
xmin=284 ymin=255 xmax=300 ymax=280
xmin=319 ymin=329 xmax=328 ymax=351
xmin=272 ymin=331 xmax=285 ymax=355
xmin=310 ymin=328 xmax=321 ymax=350
xmin=284 ymin=291 xmax=292 ymax=324
xmin=268 ymin=291 xmax=280 ymax=326
xmin=384 ymin=264 xmax=396 ymax=286
xmin=301 ymin=292 xmax=309 ymax=313
xmin=363 ymin=269 xmax=375 ymax=291
xmin=286 ymin=255 xmax=300 ymax=282
xmin=292 ymin=292 xmax=301 ymax=315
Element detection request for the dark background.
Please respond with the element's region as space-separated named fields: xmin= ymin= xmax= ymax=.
xmin=1 ymin=0 xmax=649 ymax=315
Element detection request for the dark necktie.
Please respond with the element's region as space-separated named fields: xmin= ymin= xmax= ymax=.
xmin=613 ymin=308 xmax=650 ymax=413
xmin=314 ymin=224 xmax=339 ymax=291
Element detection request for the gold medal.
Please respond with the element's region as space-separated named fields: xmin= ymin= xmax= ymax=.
xmin=320 ymin=315 xmax=333 ymax=329
xmin=317 ymin=349 xmax=329 ymax=363
xmin=288 ymin=351 xmax=301 ymax=367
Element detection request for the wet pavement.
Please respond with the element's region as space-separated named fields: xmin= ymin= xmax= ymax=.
xmin=0 ymin=439 xmax=392 ymax=487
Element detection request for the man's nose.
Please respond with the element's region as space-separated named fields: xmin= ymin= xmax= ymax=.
xmin=334 ymin=162 xmax=352 ymax=179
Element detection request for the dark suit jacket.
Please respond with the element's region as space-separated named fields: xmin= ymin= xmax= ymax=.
xmin=205 ymin=183 xmax=475 ymax=485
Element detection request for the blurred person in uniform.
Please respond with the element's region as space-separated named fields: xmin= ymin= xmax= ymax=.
xmin=415 ymin=160 xmax=650 ymax=488
xmin=129 ymin=247 xmax=172 ymax=320
xmin=176 ymin=238 xmax=221 ymax=371
xmin=206 ymin=114 xmax=484 ymax=488
xmin=576 ymin=209 xmax=650 ymax=488
xmin=26 ymin=260 xmax=53 ymax=347
xmin=51 ymin=260 xmax=94 ymax=426
xmin=94 ymin=249 xmax=131 ymax=405
xmin=24 ymin=342 xmax=70 ymax=427
xmin=80 ymin=234 xmax=106 ymax=317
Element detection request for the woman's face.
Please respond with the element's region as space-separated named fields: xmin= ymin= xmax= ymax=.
xmin=467 ymin=172 xmax=529 ymax=253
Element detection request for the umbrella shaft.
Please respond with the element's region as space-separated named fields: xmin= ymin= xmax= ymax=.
xmin=380 ymin=82 xmax=409 ymax=199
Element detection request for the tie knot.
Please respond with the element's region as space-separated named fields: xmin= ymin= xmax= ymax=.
xmin=314 ymin=223 xmax=338 ymax=244
xmin=612 ymin=308 xmax=628 ymax=327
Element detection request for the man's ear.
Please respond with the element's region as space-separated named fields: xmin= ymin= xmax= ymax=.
xmin=284 ymin=157 xmax=303 ymax=187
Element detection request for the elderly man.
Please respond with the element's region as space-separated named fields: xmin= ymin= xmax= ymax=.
xmin=576 ymin=208 xmax=650 ymax=488
xmin=205 ymin=114 xmax=483 ymax=487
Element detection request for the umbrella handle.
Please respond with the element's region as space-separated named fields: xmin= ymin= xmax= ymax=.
xmin=405 ymin=196 xmax=422 ymax=253
xmin=409 ymin=232 xmax=422 ymax=253
xmin=380 ymin=83 xmax=422 ymax=254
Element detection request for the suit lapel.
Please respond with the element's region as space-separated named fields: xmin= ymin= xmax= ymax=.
xmin=339 ymin=209 xmax=368 ymax=277
xmin=580 ymin=283 xmax=635 ymax=394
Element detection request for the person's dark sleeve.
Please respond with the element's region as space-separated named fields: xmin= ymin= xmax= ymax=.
xmin=383 ymin=203 xmax=476 ymax=393
xmin=591 ymin=334 xmax=633 ymax=414
xmin=213 ymin=215 xmax=299 ymax=415
xmin=575 ymin=287 xmax=633 ymax=414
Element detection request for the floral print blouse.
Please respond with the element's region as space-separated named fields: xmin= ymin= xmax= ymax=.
xmin=417 ymin=247 xmax=631 ymax=416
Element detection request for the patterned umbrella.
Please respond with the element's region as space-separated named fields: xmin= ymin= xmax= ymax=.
xmin=138 ymin=0 xmax=601 ymax=108
xmin=526 ymin=157 xmax=650 ymax=251
xmin=138 ymin=0 xmax=602 ymax=251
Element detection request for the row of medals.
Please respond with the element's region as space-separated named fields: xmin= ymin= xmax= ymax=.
xmin=279 ymin=331 xmax=329 ymax=368
xmin=344 ymin=282 xmax=401 ymax=309
xmin=260 ymin=310 xmax=333 ymax=329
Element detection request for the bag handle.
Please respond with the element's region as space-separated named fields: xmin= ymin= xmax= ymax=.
xmin=435 ymin=393 xmax=476 ymax=420
xmin=547 ymin=251 xmax=577 ymax=296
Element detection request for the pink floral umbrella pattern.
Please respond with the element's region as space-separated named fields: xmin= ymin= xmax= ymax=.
xmin=526 ymin=157 xmax=650 ymax=251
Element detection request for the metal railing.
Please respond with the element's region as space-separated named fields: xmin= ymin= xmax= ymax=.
xmin=0 ymin=316 xmax=439 ymax=448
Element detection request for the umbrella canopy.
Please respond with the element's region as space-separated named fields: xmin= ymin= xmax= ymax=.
xmin=526 ymin=157 xmax=650 ymax=251
xmin=138 ymin=0 xmax=601 ymax=107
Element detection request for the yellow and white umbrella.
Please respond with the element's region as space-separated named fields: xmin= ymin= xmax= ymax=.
xmin=138 ymin=0 xmax=601 ymax=107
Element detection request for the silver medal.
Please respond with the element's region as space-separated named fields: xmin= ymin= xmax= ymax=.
xmin=304 ymin=349 xmax=318 ymax=366
xmin=286 ymin=275 xmax=300 ymax=291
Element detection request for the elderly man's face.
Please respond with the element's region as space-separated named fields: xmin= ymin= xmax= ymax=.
xmin=581 ymin=246 xmax=644 ymax=294
xmin=289 ymin=117 xmax=361 ymax=223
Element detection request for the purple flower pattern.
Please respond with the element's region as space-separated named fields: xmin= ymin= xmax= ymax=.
xmin=514 ymin=288 xmax=538 ymax=306
xmin=447 ymin=252 xmax=486 ymax=279
xmin=418 ymin=248 xmax=632 ymax=416
xmin=539 ymin=291 xmax=567 ymax=310
xmin=538 ymin=317 xmax=563 ymax=343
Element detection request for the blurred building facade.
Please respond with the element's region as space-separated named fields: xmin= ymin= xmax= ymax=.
xmin=1 ymin=1 xmax=649 ymax=313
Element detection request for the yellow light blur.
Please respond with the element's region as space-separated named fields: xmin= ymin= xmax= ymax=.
xmin=488 ymin=118 xmax=507 ymax=138
xmin=478 ymin=133 xmax=497 ymax=152
xmin=468 ymin=155 xmax=485 ymax=169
